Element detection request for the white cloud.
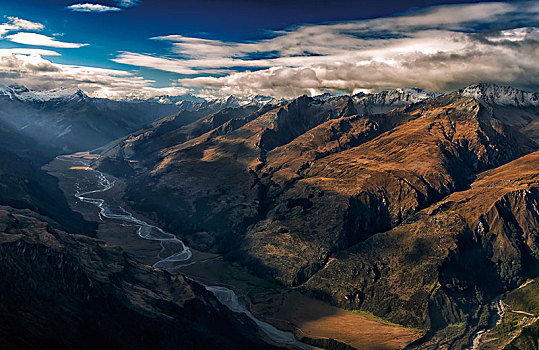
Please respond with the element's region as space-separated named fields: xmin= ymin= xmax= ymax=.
xmin=0 ymin=17 xmax=44 ymax=37
xmin=485 ymin=27 xmax=539 ymax=42
xmin=111 ymin=1 xmax=539 ymax=97
xmin=112 ymin=52 xmax=201 ymax=74
xmin=6 ymin=33 xmax=89 ymax=48
xmin=0 ymin=50 xmax=188 ymax=99
xmin=5 ymin=17 xmax=44 ymax=31
xmin=178 ymin=45 xmax=537 ymax=98
xmin=65 ymin=1 xmax=140 ymax=12
xmin=0 ymin=53 xmax=60 ymax=73
xmin=115 ymin=0 xmax=140 ymax=8
xmin=2 ymin=1 xmax=536 ymax=100
xmin=66 ymin=3 xmax=121 ymax=12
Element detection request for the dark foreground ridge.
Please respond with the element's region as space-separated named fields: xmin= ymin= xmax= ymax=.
xmin=0 ymin=206 xmax=277 ymax=350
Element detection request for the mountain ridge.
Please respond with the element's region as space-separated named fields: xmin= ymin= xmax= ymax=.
xmin=91 ymin=83 xmax=539 ymax=348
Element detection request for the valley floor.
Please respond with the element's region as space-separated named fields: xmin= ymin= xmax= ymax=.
xmin=45 ymin=153 xmax=423 ymax=350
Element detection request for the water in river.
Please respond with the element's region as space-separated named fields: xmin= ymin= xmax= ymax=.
xmin=59 ymin=155 xmax=315 ymax=350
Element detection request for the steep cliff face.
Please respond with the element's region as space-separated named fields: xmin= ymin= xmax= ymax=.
xmin=301 ymin=152 xmax=539 ymax=348
xmin=256 ymin=95 xmax=357 ymax=153
xmin=0 ymin=207 xmax=276 ymax=350
xmin=240 ymin=95 xmax=536 ymax=285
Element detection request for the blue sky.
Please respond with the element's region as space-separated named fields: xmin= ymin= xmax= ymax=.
xmin=0 ymin=0 xmax=537 ymax=98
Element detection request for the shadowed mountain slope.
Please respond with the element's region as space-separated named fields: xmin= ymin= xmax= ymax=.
xmin=0 ymin=118 xmax=96 ymax=236
xmin=302 ymin=151 xmax=539 ymax=348
xmin=0 ymin=86 xmax=181 ymax=154
xmin=0 ymin=206 xmax=277 ymax=350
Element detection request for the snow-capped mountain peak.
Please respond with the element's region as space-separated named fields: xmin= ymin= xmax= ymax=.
xmin=362 ymin=87 xmax=439 ymax=104
xmin=459 ymin=83 xmax=539 ymax=107
xmin=235 ymin=94 xmax=286 ymax=107
xmin=0 ymin=85 xmax=88 ymax=103
xmin=351 ymin=87 xmax=440 ymax=114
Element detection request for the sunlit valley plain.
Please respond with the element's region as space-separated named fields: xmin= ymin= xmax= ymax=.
xmin=0 ymin=1 xmax=538 ymax=349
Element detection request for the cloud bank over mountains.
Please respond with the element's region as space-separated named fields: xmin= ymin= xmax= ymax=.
xmin=0 ymin=51 xmax=188 ymax=99
xmin=0 ymin=1 xmax=537 ymax=99
xmin=116 ymin=1 xmax=538 ymax=97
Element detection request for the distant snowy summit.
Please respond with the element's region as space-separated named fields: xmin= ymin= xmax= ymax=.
xmin=348 ymin=88 xmax=440 ymax=114
xmin=128 ymin=93 xmax=205 ymax=105
xmin=354 ymin=87 xmax=440 ymax=104
xmin=124 ymin=84 xmax=539 ymax=117
xmin=349 ymin=84 xmax=538 ymax=110
xmin=174 ymin=94 xmax=286 ymax=112
xmin=0 ymin=85 xmax=88 ymax=103
xmin=126 ymin=93 xmax=284 ymax=110
xmin=204 ymin=94 xmax=285 ymax=108
xmin=460 ymin=83 xmax=539 ymax=107
xmin=2 ymin=83 xmax=537 ymax=108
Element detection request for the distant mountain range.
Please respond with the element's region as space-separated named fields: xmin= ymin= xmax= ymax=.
xmin=0 ymin=85 xmax=179 ymax=153
xmin=0 ymin=85 xmax=292 ymax=153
